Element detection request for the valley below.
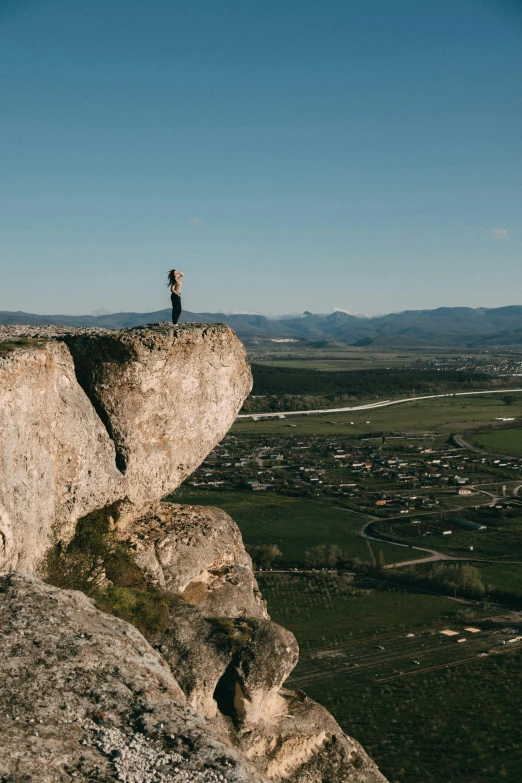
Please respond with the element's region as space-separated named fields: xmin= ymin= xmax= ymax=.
xmin=171 ymin=344 xmax=522 ymax=783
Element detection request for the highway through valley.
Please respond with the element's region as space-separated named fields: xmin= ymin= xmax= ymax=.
xmin=237 ymin=387 xmax=522 ymax=419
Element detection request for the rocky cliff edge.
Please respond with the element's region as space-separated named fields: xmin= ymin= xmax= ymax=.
xmin=0 ymin=323 xmax=251 ymax=572
xmin=0 ymin=324 xmax=388 ymax=783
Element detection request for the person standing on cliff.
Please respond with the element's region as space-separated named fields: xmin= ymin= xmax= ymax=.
xmin=168 ymin=269 xmax=184 ymax=324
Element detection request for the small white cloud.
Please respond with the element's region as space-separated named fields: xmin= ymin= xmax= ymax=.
xmin=492 ymin=228 xmax=508 ymax=240
xmin=333 ymin=307 xmax=371 ymax=318
xmin=219 ymin=309 xmax=263 ymax=315
xmin=189 ymin=217 xmax=203 ymax=224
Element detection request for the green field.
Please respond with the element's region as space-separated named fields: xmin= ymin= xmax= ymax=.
xmin=258 ymin=572 xmax=522 ymax=783
xmin=371 ymin=513 xmax=522 ymax=561
xmin=257 ymin=572 xmax=469 ymax=648
xmin=234 ymin=394 xmax=522 ymax=437
xmin=247 ymin=347 xmax=497 ymax=373
xmin=168 ymin=488 xmax=415 ymax=565
xmin=248 ymin=347 xmax=416 ymax=372
xmin=475 ymin=562 xmax=522 ymax=598
xmin=471 ymin=428 xmax=522 ymax=456
xmin=318 ymin=647 xmax=522 ymax=783
xmin=253 ymin=354 xmax=410 ymax=371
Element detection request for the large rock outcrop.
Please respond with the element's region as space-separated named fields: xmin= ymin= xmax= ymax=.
xmin=0 ymin=571 xmax=269 ymax=783
xmin=0 ymin=324 xmax=388 ymax=783
xmin=0 ymin=324 xmax=251 ymax=573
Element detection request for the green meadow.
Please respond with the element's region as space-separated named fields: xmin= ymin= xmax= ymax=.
xmin=169 ymin=487 xmax=414 ymax=565
xmin=471 ymin=428 xmax=522 ymax=457
xmin=234 ymin=394 xmax=522 ymax=437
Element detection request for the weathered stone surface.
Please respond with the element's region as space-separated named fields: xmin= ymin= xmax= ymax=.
xmin=229 ymin=621 xmax=299 ymax=726
xmin=0 ymin=340 xmax=123 ymax=573
xmin=232 ymin=689 xmax=388 ymax=783
xmin=0 ymin=325 xmax=252 ymax=574
xmin=63 ymin=323 xmax=252 ymax=509
xmin=0 ymin=571 xmax=269 ymax=783
xmin=151 ymin=599 xmax=232 ymax=721
xmin=128 ymin=502 xmax=267 ymax=619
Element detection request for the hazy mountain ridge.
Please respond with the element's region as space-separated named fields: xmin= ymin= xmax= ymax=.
xmin=2 ymin=306 xmax=522 ymax=346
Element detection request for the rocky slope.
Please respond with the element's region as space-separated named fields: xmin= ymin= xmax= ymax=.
xmin=0 ymin=571 xmax=269 ymax=783
xmin=0 ymin=323 xmax=388 ymax=782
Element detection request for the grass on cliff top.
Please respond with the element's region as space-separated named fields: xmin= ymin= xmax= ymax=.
xmin=0 ymin=337 xmax=47 ymax=355
xmin=94 ymin=586 xmax=182 ymax=639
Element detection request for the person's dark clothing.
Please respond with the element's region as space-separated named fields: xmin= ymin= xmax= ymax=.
xmin=171 ymin=292 xmax=182 ymax=324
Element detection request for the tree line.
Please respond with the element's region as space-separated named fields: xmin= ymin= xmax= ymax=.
xmin=243 ymin=365 xmax=499 ymax=412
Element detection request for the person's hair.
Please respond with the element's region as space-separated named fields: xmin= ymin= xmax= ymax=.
xmin=167 ymin=269 xmax=177 ymax=287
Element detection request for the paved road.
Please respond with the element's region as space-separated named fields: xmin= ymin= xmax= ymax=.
xmin=358 ymin=518 xmax=457 ymax=568
xmin=237 ymin=387 xmax=522 ymax=420
xmin=454 ymin=432 xmax=519 ymax=461
xmin=453 ymin=433 xmax=486 ymax=453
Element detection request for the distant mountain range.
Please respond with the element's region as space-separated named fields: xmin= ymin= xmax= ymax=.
xmin=2 ymin=306 xmax=522 ymax=347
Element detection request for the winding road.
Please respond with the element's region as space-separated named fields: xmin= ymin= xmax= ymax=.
xmin=359 ymin=517 xmax=457 ymax=569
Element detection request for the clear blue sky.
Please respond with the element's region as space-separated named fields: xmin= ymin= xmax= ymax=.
xmin=1 ymin=0 xmax=520 ymax=316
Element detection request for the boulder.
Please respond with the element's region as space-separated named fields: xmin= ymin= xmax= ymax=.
xmin=128 ymin=502 xmax=267 ymax=619
xmin=63 ymin=323 xmax=252 ymax=509
xmin=0 ymin=571 xmax=269 ymax=783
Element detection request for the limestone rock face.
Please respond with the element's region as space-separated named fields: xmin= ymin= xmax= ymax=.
xmin=233 ymin=689 xmax=387 ymax=783
xmin=0 ymin=340 xmax=123 ymax=573
xmin=0 ymin=325 xmax=388 ymax=783
xmin=128 ymin=502 xmax=268 ymax=619
xmin=229 ymin=621 xmax=300 ymax=726
xmin=0 ymin=571 xmax=269 ymax=783
xmin=0 ymin=324 xmax=252 ymax=573
xmin=63 ymin=323 xmax=252 ymax=509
